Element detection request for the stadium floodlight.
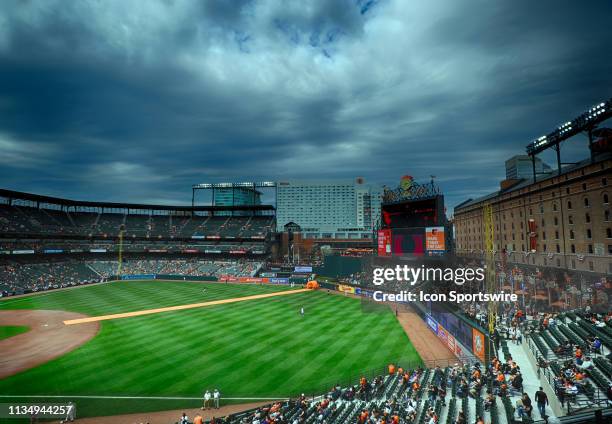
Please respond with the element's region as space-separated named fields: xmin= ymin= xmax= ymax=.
xmin=526 ymin=97 xmax=612 ymax=155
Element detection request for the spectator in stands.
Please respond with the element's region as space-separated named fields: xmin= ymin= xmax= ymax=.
xmin=455 ymin=409 xmax=466 ymax=424
xmin=535 ymin=386 xmax=548 ymax=418
xmin=484 ymin=390 xmax=495 ymax=411
xmin=577 ymin=356 xmax=593 ymax=371
xmin=438 ymin=382 xmax=447 ymax=406
xmin=592 ymin=337 xmax=602 ymax=354
xmin=427 ymin=383 xmax=437 ymax=403
xmin=515 ymin=327 xmax=523 ymax=344
xmin=510 ymin=372 xmax=523 ymax=393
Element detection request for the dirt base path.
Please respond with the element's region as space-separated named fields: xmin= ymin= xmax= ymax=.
xmin=61 ymin=401 xmax=276 ymax=424
xmin=394 ymin=305 xmax=457 ymax=365
xmin=0 ymin=310 xmax=100 ymax=379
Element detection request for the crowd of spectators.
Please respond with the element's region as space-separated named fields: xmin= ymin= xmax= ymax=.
xmin=0 ymin=258 xmax=264 ymax=296
xmin=176 ymin=355 xmax=540 ymax=424
xmin=89 ymin=259 xmax=263 ymax=279
xmin=0 ymin=259 xmax=101 ymax=294
xmin=0 ymin=204 xmax=274 ymax=239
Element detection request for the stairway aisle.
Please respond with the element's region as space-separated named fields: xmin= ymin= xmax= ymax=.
xmin=506 ymin=340 xmax=559 ymax=422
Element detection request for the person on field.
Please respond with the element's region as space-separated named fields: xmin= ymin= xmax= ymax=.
xmin=179 ymin=412 xmax=189 ymax=424
xmin=202 ymin=390 xmax=212 ymax=410
xmin=213 ymin=388 xmax=220 ymax=409
xmin=60 ymin=401 xmax=75 ymax=423
xmin=300 ymin=306 xmax=304 ymax=316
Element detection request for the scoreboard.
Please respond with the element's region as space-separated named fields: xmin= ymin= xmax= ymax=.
xmin=378 ymin=195 xmax=450 ymax=257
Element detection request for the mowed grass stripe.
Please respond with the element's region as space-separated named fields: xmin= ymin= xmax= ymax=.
xmin=0 ymin=281 xmax=421 ymax=416
xmin=0 ymin=281 xmax=294 ymax=315
xmin=63 ymin=288 xmax=310 ymax=325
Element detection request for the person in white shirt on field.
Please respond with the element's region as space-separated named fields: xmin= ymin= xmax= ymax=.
xmin=213 ymin=388 xmax=220 ymax=409
xmin=60 ymin=401 xmax=75 ymax=423
xmin=202 ymin=389 xmax=212 ymax=410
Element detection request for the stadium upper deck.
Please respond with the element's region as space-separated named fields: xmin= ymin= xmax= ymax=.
xmin=0 ymin=189 xmax=275 ymax=240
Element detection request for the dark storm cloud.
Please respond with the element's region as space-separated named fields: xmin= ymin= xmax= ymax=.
xmin=0 ymin=0 xmax=611 ymax=209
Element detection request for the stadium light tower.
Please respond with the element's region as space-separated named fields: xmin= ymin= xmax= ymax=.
xmin=525 ymin=98 xmax=612 ymax=181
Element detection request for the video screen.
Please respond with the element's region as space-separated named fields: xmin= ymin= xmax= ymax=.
xmin=381 ymin=198 xmax=440 ymax=228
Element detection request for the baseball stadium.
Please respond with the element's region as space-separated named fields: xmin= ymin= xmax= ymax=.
xmin=1 ymin=97 xmax=611 ymax=424
xmin=1 ymin=1 xmax=612 ymax=422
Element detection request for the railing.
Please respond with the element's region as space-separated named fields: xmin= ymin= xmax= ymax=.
xmin=527 ymin=337 xmax=610 ymax=415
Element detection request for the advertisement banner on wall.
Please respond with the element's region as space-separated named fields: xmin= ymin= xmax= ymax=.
xmin=121 ymin=274 xmax=156 ymax=280
xmin=377 ymin=229 xmax=392 ymax=256
xmin=294 ymin=266 xmax=313 ymax=273
xmin=472 ymin=328 xmax=486 ymax=362
xmin=447 ymin=333 xmax=456 ymax=353
xmin=238 ymin=277 xmax=269 ymax=283
xmin=426 ymin=315 xmax=438 ymax=333
xmin=270 ymin=278 xmax=289 ymax=284
xmin=425 ymin=226 xmax=445 ymax=253
xmin=436 ymin=324 xmax=449 ymax=344
xmin=337 ymin=284 xmax=356 ymax=294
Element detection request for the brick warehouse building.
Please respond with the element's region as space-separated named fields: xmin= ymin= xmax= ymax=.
xmin=453 ymin=154 xmax=611 ymax=310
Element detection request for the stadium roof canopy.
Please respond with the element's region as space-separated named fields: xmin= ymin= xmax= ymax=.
xmin=0 ymin=189 xmax=275 ymax=212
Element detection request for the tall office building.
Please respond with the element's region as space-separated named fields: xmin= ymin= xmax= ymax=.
xmin=505 ymin=155 xmax=552 ymax=180
xmin=276 ymin=178 xmax=382 ymax=239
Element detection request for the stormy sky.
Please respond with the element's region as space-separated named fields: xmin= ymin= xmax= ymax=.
xmin=0 ymin=0 xmax=611 ymax=211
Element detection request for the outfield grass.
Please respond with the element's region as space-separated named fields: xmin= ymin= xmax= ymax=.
xmin=0 ymin=325 xmax=29 ymax=341
xmin=0 ymin=281 xmax=421 ymax=417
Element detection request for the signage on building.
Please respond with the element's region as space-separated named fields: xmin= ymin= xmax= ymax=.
xmin=425 ymin=226 xmax=445 ymax=253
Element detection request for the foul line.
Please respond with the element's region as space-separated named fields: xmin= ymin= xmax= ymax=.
xmin=63 ymin=288 xmax=310 ymax=326
xmin=0 ymin=395 xmax=288 ymax=401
